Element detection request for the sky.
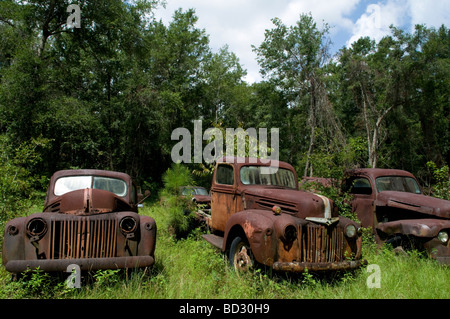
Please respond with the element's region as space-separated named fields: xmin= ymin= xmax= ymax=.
xmin=153 ymin=0 xmax=450 ymax=83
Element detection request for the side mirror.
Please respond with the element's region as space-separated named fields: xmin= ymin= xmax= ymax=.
xmin=137 ymin=189 xmax=151 ymax=206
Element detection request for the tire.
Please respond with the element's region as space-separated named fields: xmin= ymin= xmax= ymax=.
xmin=229 ymin=236 xmax=255 ymax=272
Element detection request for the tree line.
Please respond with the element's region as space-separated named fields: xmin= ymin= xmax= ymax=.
xmin=0 ymin=0 xmax=448 ymax=198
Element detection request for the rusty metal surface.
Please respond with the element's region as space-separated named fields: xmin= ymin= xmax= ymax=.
xmin=207 ymin=157 xmax=364 ymax=273
xmin=3 ymin=169 xmax=156 ymax=273
xmin=377 ymin=219 xmax=450 ymax=238
xmin=273 ymin=259 xmax=365 ymax=272
xmin=343 ymin=168 xmax=449 ymax=263
xmin=375 ymin=191 xmax=450 ymax=219
xmin=44 ymin=169 xmax=139 ymax=212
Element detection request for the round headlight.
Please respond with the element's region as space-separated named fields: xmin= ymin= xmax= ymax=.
xmin=120 ymin=216 xmax=137 ymax=234
xmin=345 ymin=224 xmax=357 ymax=238
xmin=437 ymin=231 xmax=448 ymax=244
xmin=26 ymin=218 xmax=47 ymax=238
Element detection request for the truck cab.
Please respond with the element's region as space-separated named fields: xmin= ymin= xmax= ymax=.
xmin=203 ymin=157 xmax=365 ymax=272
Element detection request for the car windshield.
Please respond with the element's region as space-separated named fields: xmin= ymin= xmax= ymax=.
xmin=182 ymin=187 xmax=209 ymax=196
xmin=376 ymin=176 xmax=421 ymax=194
xmin=240 ymin=166 xmax=296 ymax=189
xmin=54 ymin=176 xmax=127 ymax=197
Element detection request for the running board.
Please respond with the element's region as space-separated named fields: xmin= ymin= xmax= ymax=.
xmin=202 ymin=234 xmax=224 ymax=250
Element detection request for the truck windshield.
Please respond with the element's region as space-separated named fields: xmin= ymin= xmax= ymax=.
xmin=240 ymin=166 xmax=296 ymax=189
xmin=376 ymin=176 xmax=421 ymax=194
xmin=54 ymin=176 xmax=127 ymax=197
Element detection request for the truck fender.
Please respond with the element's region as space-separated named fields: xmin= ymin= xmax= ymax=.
xmin=223 ymin=210 xmax=302 ymax=266
xmin=377 ymin=219 xmax=450 ymax=238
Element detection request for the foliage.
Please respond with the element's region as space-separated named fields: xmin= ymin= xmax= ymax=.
xmin=0 ymin=267 xmax=71 ymax=299
xmin=159 ymin=163 xmax=198 ymax=239
xmin=1 ymin=2 xmax=448 ymax=187
xmin=426 ymin=161 xmax=450 ymax=200
xmin=0 ymin=134 xmax=50 ymax=225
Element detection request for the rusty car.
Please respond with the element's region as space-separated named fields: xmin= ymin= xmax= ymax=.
xmin=2 ymin=169 xmax=156 ymax=274
xmin=180 ymin=186 xmax=211 ymax=209
xmin=202 ymin=157 xmax=365 ymax=273
xmin=341 ymin=168 xmax=450 ymax=264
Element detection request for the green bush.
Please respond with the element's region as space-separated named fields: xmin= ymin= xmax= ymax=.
xmin=159 ymin=163 xmax=199 ymax=239
xmin=427 ymin=161 xmax=450 ymax=200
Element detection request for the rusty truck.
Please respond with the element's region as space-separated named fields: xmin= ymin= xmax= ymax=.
xmin=340 ymin=168 xmax=450 ymax=264
xmin=2 ymin=169 xmax=156 ymax=274
xmin=202 ymin=157 xmax=365 ymax=272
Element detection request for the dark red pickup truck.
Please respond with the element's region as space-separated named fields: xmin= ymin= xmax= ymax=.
xmin=3 ymin=169 xmax=156 ymax=273
xmin=306 ymin=168 xmax=450 ymax=264
xmin=202 ymin=157 xmax=365 ymax=273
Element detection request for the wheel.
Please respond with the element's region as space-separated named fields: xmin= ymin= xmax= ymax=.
xmin=229 ymin=236 xmax=255 ymax=272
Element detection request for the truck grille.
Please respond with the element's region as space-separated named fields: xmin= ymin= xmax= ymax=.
xmin=302 ymin=224 xmax=345 ymax=263
xmin=49 ymin=218 xmax=118 ymax=259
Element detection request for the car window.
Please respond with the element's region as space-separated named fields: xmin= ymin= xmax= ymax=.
xmin=54 ymin=176 xmax=92 ymax=196
xmin=376 ymin=176 xmax=421 ymax=194
xmin=216 ymin=164 xmax=234 ymax=185
xmin=54 ymin=176 xmax=127 ymax=197
xmin=347 ymin=177 xmax=372 ymax=195
xmin=195 ymin=187 xmax=209 ymax=195
xmin=93 ymin=177 xmax=127 ymax=196
xmin=240 ymin=166 xmax=296 ymax=188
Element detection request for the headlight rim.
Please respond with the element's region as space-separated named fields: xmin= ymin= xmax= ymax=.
xmin=119 ymin=216 xmax=138 ymax=234
xmin=26 ymin=217 xmax=48 ymax=238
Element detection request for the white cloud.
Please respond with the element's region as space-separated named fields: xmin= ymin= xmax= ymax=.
xmin=346 ymin=0 xmax=408 ymax=46
xmin=346 ymin=0 xmax=450 ymax=47
xmin=154 ymin=1 xmax=449 ymax=82
xmin=408 ymin=0 xmax=450 ymax=30
xmin=280 ymin=0 xmax=360 ymax=33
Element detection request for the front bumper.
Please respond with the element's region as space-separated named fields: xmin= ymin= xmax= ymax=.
xmin=4 ymin=256 xmax=155 ymax=273
xmin=272 ymin=259 xmax=367 ymax=272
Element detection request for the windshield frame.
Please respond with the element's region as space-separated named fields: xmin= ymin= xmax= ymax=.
xmin=239 ymin=165 xmax=297 ymax=189
xmin=54 ymin=175 xmax=128 ymax=197
xmin=375 ymin=176 xmax=421 ymax=194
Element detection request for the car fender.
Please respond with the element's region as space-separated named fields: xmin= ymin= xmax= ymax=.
xmin=377 ymin=218 xmax=450 ymax=238
xmin=223 ymin=209 xmax=305 ymax=266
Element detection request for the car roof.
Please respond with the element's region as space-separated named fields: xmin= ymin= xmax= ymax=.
xmin=344 ymin=168 xmax=416 ymax=180
xmin=50 ymin=169 xmax=132 ymax=182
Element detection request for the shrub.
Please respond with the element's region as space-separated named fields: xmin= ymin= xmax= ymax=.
xmin=426 ymin=161 xmax=450 ymax=200
xmin=159 ymin=163 xmax=198 ymax=239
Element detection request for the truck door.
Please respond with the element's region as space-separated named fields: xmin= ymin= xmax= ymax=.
xmin=345 ymin=176 xmax=376 ymax=229
xmin=211 ymin=163 xmax=237 ymax=232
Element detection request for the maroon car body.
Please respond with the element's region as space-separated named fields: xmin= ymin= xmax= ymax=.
xmin=180 ymin=186 xmax=211 ymax=208
xmin=342 ymin=168 xmax=450 ymax=264
xmin=203 ymin=157 xmax=365 ymax=273
xmin=2 ymin=169 xmax=156 ymax=273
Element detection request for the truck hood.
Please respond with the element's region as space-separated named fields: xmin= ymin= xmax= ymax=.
xmin=242 ymin=187 xmax=337 ymax=219
xmin=375 ymin=191 xmax=450 ymax=219
xmin=44 ymin=188 xmax=133 ymax=215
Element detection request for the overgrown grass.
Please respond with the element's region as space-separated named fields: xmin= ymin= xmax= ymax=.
xmin=0 ymin=203 xmax=449 ymax=300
